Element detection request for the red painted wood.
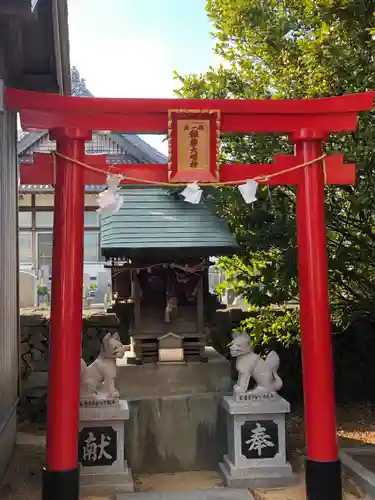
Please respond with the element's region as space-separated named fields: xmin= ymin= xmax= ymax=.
xmin=6 ymin=87 xmax=374 ymax=115
xmin=20 ymin=158 xmax=170 ymax=185
xmin=8 ymin=87 xmax=373 ymax=134
xmin=45 ymin=127 xmax=91 ymax=471
xmin=29 ymin=152 xmax=109 ymax=166
xmin=293 ymin=130 xmax=338 ymax=462
xmin=19 ymin=110 xmax=168 ymax=134
xmin=19 ymin=109 xmax=360 ymax=134
xmin=20 ymin=153 xmax=355 ymax=186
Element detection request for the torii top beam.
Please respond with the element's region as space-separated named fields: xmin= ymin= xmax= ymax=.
xmin=6 ymin=88 xmax=374 ymax=134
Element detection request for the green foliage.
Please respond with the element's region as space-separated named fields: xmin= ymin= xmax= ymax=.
xmin=37 ymin=285 xmax=49 ymax=296
xmin=240 ymin=306 xmax=300 ymax=348
xmin=175 ymin=0 xmax=375 ymax=345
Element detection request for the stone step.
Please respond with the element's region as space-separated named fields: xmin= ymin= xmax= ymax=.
xmin=117 ymin=488 xmax=254 ymax=500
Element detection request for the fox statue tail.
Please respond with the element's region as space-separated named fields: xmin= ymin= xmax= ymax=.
xmin=264 ymin=350 xmax=283 ymax=392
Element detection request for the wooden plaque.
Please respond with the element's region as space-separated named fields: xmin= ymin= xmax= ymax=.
xmin=168 ymin=109 xmax=220 ymax=182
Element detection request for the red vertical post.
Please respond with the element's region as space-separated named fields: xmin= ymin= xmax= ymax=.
xmin=291 ymin=129 xmax=341 ymax=500
xmin=42 ymin=127 xmax=92 ymax=500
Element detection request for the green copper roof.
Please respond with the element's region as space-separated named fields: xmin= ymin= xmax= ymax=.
xmin=100 ymin=187 xmax=238 ymax=258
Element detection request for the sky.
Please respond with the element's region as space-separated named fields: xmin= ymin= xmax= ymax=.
xmin=68 ymin=0 xmax=220 ymax=155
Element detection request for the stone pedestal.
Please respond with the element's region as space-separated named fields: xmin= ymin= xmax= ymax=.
xmin=117 ymin=347 xmax=231 ymax=473
xmin=79 ymin=399 xmax=134 ymax=495
xmin=219 ymin=394 xmax=294 ymax=489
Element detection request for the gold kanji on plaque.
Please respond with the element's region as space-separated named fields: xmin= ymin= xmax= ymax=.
xmin=168 ymin=109 xmax=220 ymax=182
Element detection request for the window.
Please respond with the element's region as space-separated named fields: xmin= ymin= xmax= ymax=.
xmin=19 ymin=194 xmax=32 ymax=207
xmin=19 ymin=211 xmax=32 ymax=228
xmin=84 ymin=232 xmax=99 ymax=262
xmin=37 ymin=233 xmax=53 ymax=269
xmin=34 ymin=231 xmax=100 ymax=269
xmin=35 ymin=194 xmax=54 ymax=206
xmin=84 ymin=211 xmax=99 ymax=227
xmin=19 ymin=232 xmax=33 ymax=264
xmin=34 ymin=210 xmax=99 ymax=228
xmin=35 ymin=211 xmax=54 ymax=228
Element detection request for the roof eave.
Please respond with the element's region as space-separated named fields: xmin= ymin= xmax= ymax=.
xmin=101 ymin=246 xmax=239 ymax=260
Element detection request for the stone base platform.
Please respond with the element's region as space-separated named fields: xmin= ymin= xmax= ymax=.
xmin=80 ymin=470 xmax=134 ymax=496
xmin=340 ymin=446 xmax=375 ymax=499
xmin=79 ymin=399 xmax=134 ymax=495
xmin=220 ymin=394 xmax=295 ymax=489
xmin=118 ymin=347 xmax=232 ymax=473
xmin=219 ymin=456 xmax=294 ymax=489
xmin=117 ymin=488 xmax=254 ymax=500
xmin=117 ymin=347 xmax=231 ymax=398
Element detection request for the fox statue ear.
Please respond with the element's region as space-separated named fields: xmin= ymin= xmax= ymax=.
xmin=232 ymin=330 xmax=242 ymax=339
xmin=102 ymin=332 xmax=112 ymax=347
xmin=112 ymin=332 xmax=120 ymax=341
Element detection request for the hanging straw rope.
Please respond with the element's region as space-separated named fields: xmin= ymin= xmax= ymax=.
xmin=109 ymin=261 xmax=209 ymax=278
xmin=51 ymin=151 xmax=328 ymax=187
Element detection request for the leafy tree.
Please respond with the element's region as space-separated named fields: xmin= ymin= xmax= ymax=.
xmin=174 ymin=0 xmax=375 ymax=345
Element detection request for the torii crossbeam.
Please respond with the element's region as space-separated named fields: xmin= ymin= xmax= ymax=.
xmin=20 ymin=151 xmax=356 ymax=186
xmin=7 ymin=87 xmax=374 ymax=500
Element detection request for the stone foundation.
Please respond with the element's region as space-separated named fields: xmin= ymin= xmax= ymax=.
xmin=124 ymin=392 xmax=228 ymax=473
xmin=18 ymin=312 xmax=233 ymax=476
xmin=118 ymin=347 xmax=232 ymax=473
xmin=340 ymin=446 xmax=375 ymax=499
xmin=79 ymin=399 xmax=134 ymax=495
xmin=219 ymin=394 xmax=294 ymax=489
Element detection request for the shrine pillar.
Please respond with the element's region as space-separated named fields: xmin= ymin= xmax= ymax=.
xmin=42 ymin=127 xmax=92 ymax=500
xmin=291 ymin=129 xmax=341 ymax=500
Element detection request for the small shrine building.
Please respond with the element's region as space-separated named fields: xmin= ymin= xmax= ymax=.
xmin=102 ymin=186 xmax=238 ymax=363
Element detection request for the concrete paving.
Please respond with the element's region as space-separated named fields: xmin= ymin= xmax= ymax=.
xmin=117 ymin=488 xmax=254 ymax=500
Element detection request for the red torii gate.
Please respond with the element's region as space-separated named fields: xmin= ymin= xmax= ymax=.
xmin=7 ymin=88 xmax=374 ymax=500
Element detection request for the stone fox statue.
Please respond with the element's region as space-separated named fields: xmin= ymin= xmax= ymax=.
xmin=80 ymin=332 xmax=129 ymax=400
xmin=229 ymin=332 xmax=283 ymax=395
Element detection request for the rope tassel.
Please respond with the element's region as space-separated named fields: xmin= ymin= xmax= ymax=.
xmin=96 ymin=174 xmax=123 ymax=214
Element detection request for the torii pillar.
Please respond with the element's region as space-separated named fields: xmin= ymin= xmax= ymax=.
xmin=42 ymin=127 xmax=92 ymax=500
xmin=292 ymin=129 xmax=340 ymax=498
